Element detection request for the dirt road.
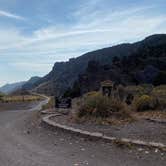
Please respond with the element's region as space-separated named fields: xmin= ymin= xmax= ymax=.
xmin=0 ymin=100 xmax=165 ymax=166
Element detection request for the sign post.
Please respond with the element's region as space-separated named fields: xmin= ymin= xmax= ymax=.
xmin=101 ymin=80 xmax=114 ymax=97
xmin=55 ymin=97 xmax=72 ymax=109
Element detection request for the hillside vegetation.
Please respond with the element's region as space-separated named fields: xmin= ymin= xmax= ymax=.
xmin=66 ymin=35 xmax=166 ymax=97
xmin=73 ymin=84 xmax=166 ymax=124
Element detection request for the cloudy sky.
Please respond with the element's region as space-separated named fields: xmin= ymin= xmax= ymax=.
xmin=0 ymin=0 xmax=166 ymax=86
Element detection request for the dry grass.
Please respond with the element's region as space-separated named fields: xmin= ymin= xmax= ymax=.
xmin=1 ymin=95 xmax=42 ymax=103
xmin=42 ymin=97 xmax=55 ymax=110
xmin=132 ymin=95 xmax=158 ymax=112
xmin=129 ymin=84 xmax=166 ymax=112
xmin=126 ymin=84 xmax=153 ymax=97
xmin=135 ymin=111 xmax=166 ymax=120
xmin=74 ymin=84 xmax=166 ymax=123
xmin=75 ymin=93 xmax=134 ymax=124
xmin=71 ymin=114 xmax=134 ymax=125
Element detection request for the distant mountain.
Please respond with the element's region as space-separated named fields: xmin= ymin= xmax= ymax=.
xmin=22 ymin=76 xmax=41 ymax=90
xmin=0 ymin=76 xmax=41 ymax=95
xmin=24 ymin=34 xmax=166 ymax=97
xmin=0 ymin=81 xmax=26 ymax=94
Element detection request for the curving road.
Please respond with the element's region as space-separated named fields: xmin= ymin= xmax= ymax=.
xmin=0 ymin=99 xmax=165 ymax=166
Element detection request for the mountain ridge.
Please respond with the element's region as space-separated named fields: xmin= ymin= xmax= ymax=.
xmin=0 ymin=81 xmax=26 ymax=94
xmin=0 ymin=76 xmax=41 ymax=94
xmin=9 ymin=34 xmax=166 ymax=96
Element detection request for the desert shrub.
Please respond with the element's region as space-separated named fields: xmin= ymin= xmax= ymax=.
xmin=117 ymin=85 xmax=126 ymax=101
xmin=151 ymin=85 xmax=166 ymax=110
xmin=42 ymin=97 xmax=55 ymax=110
xmin=84 ymin=91 xmax=99 ymax=97
xmin=133 ymin=95 xmax=158 ymax=112
xmin=153 ymin=71 xmax=166 ymax=85
xmin=77 ymin=93 xmax=130 ymax=120
xmin=140 ymin=84 xmax=154 ymax=94
xmin=0 ymin=95 xmax=41 ymax=103
xmin=152 ymin=85 xmax=166 ymax=99
xmin=126 ymin=84 xmax=153 ymax=97
xmin=157 ymin=98 xmax=166 ymax=110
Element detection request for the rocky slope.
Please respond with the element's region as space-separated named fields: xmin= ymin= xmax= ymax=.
xmin=27 ymin=34 xmax=166 ymax=97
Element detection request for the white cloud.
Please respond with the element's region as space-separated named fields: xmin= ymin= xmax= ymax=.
xmin=0 ymin=2 xmax=165 ymax=53
xmin=0 ymin=28 xmax=27 ymax=50
xmin=5 ymin=8 xmax=166 ymax=52
xmin=0 ymin=6 xmax=165 ymax=54
xmin=10 ymin=62 xmax=52 ymax=72
xmin=0 ymin=9 xmax=25 ymax=20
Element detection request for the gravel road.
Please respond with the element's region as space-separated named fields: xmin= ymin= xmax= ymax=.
xmin=0 ymin=100 xmax=165 ymax=166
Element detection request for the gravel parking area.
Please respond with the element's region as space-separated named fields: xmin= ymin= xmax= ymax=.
xmin=0 ymin=99 xmax=165 ymax=166
xmin=0 ymin=101 xmax=41 ymax=111
xmin=51 ymin=115 xmax=166 ymax=144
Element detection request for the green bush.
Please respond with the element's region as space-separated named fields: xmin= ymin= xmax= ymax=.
xmin=77 ymin=93 xmax=130 ymax=119
xmin=133 ymin=95 xmax=158 ymax=112
xmin=84 ymin=91 xmax=100 ymax=97
xmin=126 ymin=84 xmax=153 ymax=97
xmin=63 ymin=81 xmax=81 ymax=98
xmin=152 ymin=85 xmax=166 ymax=99
xmin=157 ymin=98 xmax=166 ymax=110
xmin=151 ymin=85 xmax=166 ymax=110
xmin=153 ymin=71 xmax=166 ymax=86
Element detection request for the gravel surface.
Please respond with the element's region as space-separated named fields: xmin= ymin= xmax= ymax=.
xmin=51 ymin=115 xmax=166 ymax=144
xmin=0 ymin=101 xmax=40 ymax=111
xmin=0 ymin=101 xmax=165 ymax=166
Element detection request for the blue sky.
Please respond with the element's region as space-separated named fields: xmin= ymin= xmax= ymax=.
xmin=0 ymin=0 xmax=166 ymax=86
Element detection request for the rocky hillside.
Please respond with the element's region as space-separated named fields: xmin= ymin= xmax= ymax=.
xmin=28 ymin=34 xmax=166 ymax=97
xmin=66 ymin=34 xmax=166 ymax=97
xmin=32 ymin=43 xmax=139 ymax=95
xmin=22 ymin=76 xmax=41 ymax=90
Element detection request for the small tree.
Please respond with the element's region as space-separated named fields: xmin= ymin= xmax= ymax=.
xmin=112 ymin=56 xmax=120 ymax=66
xmin=63 ymin=81 xmax=81 ymax=98
xmin=117 ymin=85 xmax=126 ymax=102
xmin=153 ymin=71 xmax=166 ymax=85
